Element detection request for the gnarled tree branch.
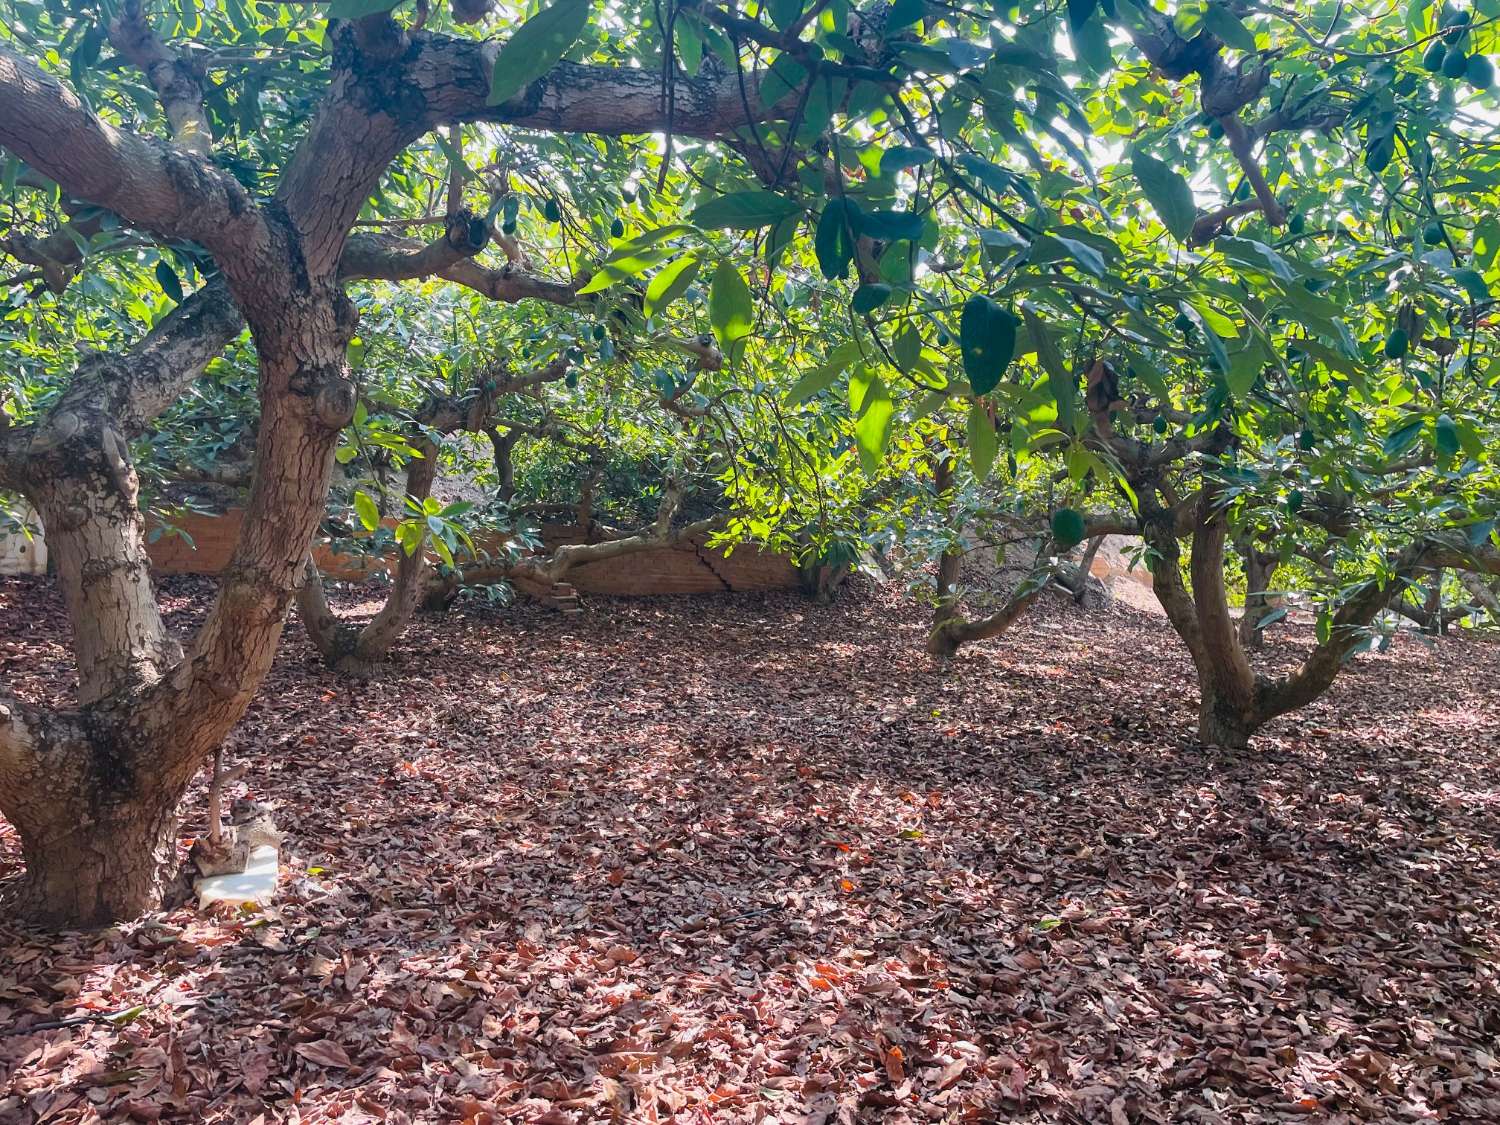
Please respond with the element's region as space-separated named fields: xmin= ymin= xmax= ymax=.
xmin=106 ymin=0 xmax=213 ymax=155
xmin=0 ymin=46 xmax=265 ymax=264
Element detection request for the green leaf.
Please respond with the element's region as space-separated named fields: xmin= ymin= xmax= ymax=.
xmin=1224 ymin=339 xmax=1264 ymax=400
xmin=708 ymin=260 xmax=753 ymax=358
xmin=956 ymin=154 xmax=1032 ymax=205
xmin=353 ymin=489 xmax=380 ymax=531
xmin=1219 ymin=237 xmax=1298 ymax=283
xmin=854 ymin=376 xmax=894 ymax=475
xmin=1070 ymin=12 xmax=1113 ymax=73
xmin=154 ymin=260 xmax=183 ymax=303
xmin=892 ymin=324 xmax=922 ymax=373
xmin=486 ymin=0 xmax=593 ymax=107
xmin=849 ymin=364 xmax=876 ymax=415
xmin=689 ymin=190 xmax=802 ymax=230
xmin=1179 ymin=302 xmax=1230 ymax=375
xmin=1452 ymin=268 xmax=1492 ymax=303
xmin=815 ymin=198 xmax=859 ymax=280
xmin=785 ymin=341 xmax=862 ymax=402
xmin=324 ymin=0 xmax=399 ymax=19
xmin=850 ymin=283 xmax=893 ymax=314
xmin=1434 ymin=412 xmax=1460 ymax=460
xmin=1026 ymin=311 xmax=1077 ymax=434
xmin=576 ymin=246 xmax=669 ymax=294
xmin=856 ymin=209 xmax=925 ymax=242
xmin=643 ymin=254 xmax=700 ymax=318
xmin=879 ymin=145 xmax=935 ymax=176
xmin=1201 ymin=3 xmax=1257 ymax=51
xmin=768 ymin=0 xmax=802 ymax=30
xmin=1130 ymin=147 xmax=1197 ymax=242
xmin=959 ymin=296 xmax=1018 ymax=395
xmin=967 ymin=406 xmax=998 ymax=480
xmin=605 ymin=223 xmax=695 ymax=260
xmin=887 ymin=0 xmax=924 ymax=29
xmin=1382 ymin=415 xmax=1426 ymax=459
xmin=760 ymin=54 xmax=809 ymax=106
xmin=675 ymin=12 xmax=704 ymax=74
xmin=766 ymin=214 xmax=799 ymax=269
xmin=1032 ymin=232 xmax=1107 ymax=278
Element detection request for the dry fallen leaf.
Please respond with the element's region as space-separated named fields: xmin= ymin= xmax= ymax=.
xmin=3 ymin=579 xmax=1498 ymax=1124
xmin=293 ymin=1040 xmax=353 ymax=1069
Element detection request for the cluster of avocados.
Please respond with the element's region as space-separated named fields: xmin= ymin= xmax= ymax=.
xmin=1422 ymin=7 xmax=1494 ymax=88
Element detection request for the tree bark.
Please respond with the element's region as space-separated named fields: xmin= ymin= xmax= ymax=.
xmin=0 ymin=282 xmax=353 ymax=925
xmin=1065 ymin=534 xmax=1105 ymax=605
xmin=927 ymin=583 xmax=1042 ymax=658
xmin=297 ymin=437 xmax=439 ymax=675
xmin=1196 ymin=692 xmax=1256 ymax=751
xmin=929 ymin=454 xmax=962 ymax=636
xmin=1421 ymin=568 xmax=1446 ymax=635
xmin=9 ymin=745 xmax=179 ymax=927
xmin=1236 ymin=541 xmax=1280 ymax=651
xmin=1459 ymin=571 xmax=1500 ymax=622
xmin=1154 ymin=487 xmax=1428 ymax=746
xmin=489 ymin=427 xmax=519 ymax=503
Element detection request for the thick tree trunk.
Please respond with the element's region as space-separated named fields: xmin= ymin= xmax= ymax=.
xmin=0 ymin=291 xmax=353 ymax=927
xmin=13 ymin=784 xmax=179 ymax=928
xmin=1197 ymin=691 xmax=1258 ymax=750
xmin=1141 ymin=484 xmax=1268 ymax=747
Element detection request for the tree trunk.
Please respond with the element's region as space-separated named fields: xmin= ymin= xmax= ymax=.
xmin=489 ymin=426 xmax=518 ymax=503
xmin=1422 ymin=568 xmax=1445 ymax=635
xmin=1066 ymin=534 xmax=1105 ymax=605
xmin=931 ymin=545 xmax=963 ymax=632
xmin=13 ymin=786 xmax=179 ymax=928
xmin=1197 ymin=691 xmax=1258 ymax=750
xmin=1236 ymin=544 xmax=1279 ymax=651
xmin=1140 ymin=483 xmax=1266 ymax=747
xmin=926 ymin=585 xmax=1039 ymax=657
xmin=1459 ymin=571 xmax=1500 ymax=622
xmin=928 ymin=452 xmax=962 ymax=647
xmin=1 ymin=291 xmax=354 ymax=927
xmin=297 ymin=436 xmax=437 ymax=674
xmin=26 ymin=446 xmax=181 ymax=703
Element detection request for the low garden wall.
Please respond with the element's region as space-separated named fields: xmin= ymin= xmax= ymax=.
xmin=143 ymin=509 xmax=801 ymax=596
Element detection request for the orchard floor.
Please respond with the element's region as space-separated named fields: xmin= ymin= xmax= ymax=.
xmin=3 ymin=577 xmax=1500 ymax=1124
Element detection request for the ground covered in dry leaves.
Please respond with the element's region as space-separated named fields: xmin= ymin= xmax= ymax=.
xmin=3 ymin=576 xmax=1499 ymax=1124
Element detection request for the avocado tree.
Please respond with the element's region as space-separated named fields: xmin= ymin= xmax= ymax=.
xmin=4 ymin=0 xmax=1500 ymax=923
xmin=0 ymin=0 xmax=820 ymax=924
xmin=292 ymin=283 xmax=734 ymax=674
xmin=634 ymin=0 xmax=1500 ymax=744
